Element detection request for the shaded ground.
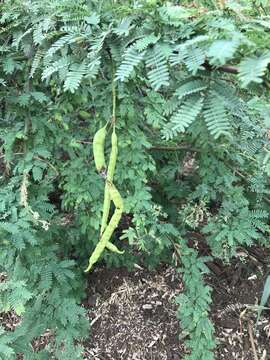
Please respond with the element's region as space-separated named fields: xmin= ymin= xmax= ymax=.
xmin=209 ymin=248 xmax=270 ymax=360
xmin=1 ymin=247 xmax=270 ymax=359
xmin=82 ymin=265 xmax=184 ymax=360
xmin=81 ymin=247 xmax=270 ymax=360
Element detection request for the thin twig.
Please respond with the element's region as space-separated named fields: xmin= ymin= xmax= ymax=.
xmin=0 ymin=152 xmax=24 ymax=159
xmin=203 ymin=61 xmax=239 ymax=74
xmin=224 ymin=161 xmax=270 ymax=205
xmin=217 ymin=77 xmax=236 ymax=84
xmin=33 ymin=156 xmax=59 ymax=177
xmin=216 ymin=65 xmax=239 ymax=74
xmin=0 ymin=153 xmax=59 ymax=178
xmin=248 ymin=321 xmax=259 ymax=360
xmin=90 ymin=314 xmax=101 ymax=326
xmin=150 ymin=145 xmax=199 ymax=152
xmin=76 ymin=140 xmax=92 ymax=144
xmin=112 ymin=66 xmax=116 ymax=125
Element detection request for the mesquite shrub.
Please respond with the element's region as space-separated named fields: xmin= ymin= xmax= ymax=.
xmin=0 ymin=1 xmax=270 ymax=358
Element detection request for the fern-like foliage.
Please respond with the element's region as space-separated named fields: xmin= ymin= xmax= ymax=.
xmin=0 ymin=326 xmax=14 ymax=359
xmin=134 ymin=33 xmax=160 ymax=52
xmin=42 ymin=57 xmax=71 ymax=80
xmin=30 ymin=49 xmax=45 ymax=78
xmin=115 ymin=46 xmax=145 ymax=81
xmin=203 ymin=91 xmax=231 ymax=139
xmin=204 ymin=200 xmax=269 ymax=257
xmin=64 ymin=62 xmax=87 ymax=93
xmin=163 ymin=96 xmax=179 ymax=116
xmin=88 ymin=30 xmax=110 ymax=55
xmin=207 ymin=39 xmax=239 ymax=65
xmin=238 ymin=51 xmax=270 ymax=87
xmin=164 ymin=95 xmax=204 ymax=139
xmin=211 ymin=81 xmax=239 ymax=112
xmin=176 ymin=238 xmax=215 ymax=360
xmin=159 ymin=4 xmax=197 ymax=26
xmin=183 ymin=45 xmax=206 ymax=74
xmin=170 ymin=44 xmax=206 ymax=74
xmin=0 ymin=280 xmax=32 ymax=315
xmin=175 ymin=79 xmax=208 ymax=100
xmin=45 ymin=34 xmax=79 ymax=59
xmin=162 ymin=80 xmax=233 ymax=140
xmin=145 ymin=45 xmax=170 ymax=90
xmin=113 ymin=16 xmax=134 ymax=36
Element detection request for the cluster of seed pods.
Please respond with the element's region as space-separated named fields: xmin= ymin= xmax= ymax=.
xmin=85 ymin=124 xmax=124 ymax=272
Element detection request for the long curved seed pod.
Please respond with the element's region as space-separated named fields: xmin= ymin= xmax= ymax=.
xmin=84 ymin=239 xmax=107 ymax=273
xmin=85 ymin=125 xmax=124 ymax=272
xmin=108 ymin=182 xmax=123 ymax=210
xmin=85 ymin=183 xmax=123 ymax=272
xmin=93 ymin=124 xmax=107 ymax=173
xmin=100 ymin=182 xmax=110 ymax=235
xmin=106 ymin=241 xmax=125 ymax=254
xmin=100 ymin=126 xmax=118 ymax=235
xmin=84 ymin=206 xmax=123 ymax=272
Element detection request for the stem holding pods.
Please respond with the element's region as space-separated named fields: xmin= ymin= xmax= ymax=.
xmin=85 ymin=76 xmax=124 ymax=273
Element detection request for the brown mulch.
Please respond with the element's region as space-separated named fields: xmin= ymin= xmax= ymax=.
xmin=209 ymin=248 xmax=270 ymax=360
xmin=1 ymin=247 xmax=270 ymax=359
xmin=82 ymin=265 xmax=185 ymax=360
xmin=80 ymin=252 xmax=270 ymax=360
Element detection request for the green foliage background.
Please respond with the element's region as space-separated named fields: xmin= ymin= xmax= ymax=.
xmin=0 ymin=0 xmax=270 ymax=358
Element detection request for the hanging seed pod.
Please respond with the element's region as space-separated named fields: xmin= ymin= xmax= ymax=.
xmin=84 ymin=202 xmax=123 ymax=272
xmin=85 ymin=125 xmax=124 ymax=273
xmin=93 ymin=124 xmax=107 ymax=173
xmin=100 ymin=126 xmax=118 ymax=235
xmin=106 ymin=241 xmax=125 ymax=254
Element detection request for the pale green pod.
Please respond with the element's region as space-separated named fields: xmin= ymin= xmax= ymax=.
xmin=84 ymin=204 xmax=123 ymax=272
xmin=109 ymin=183 xmax=123 ymax=210
xmin=100 ymin=182 xmax=110 ymax=235
xmin=93 ymin=124 xmax=107 ymax=172
xmin=106 ymin=241 xmax=124 ymax=254
xmin=100 ymin=127 xmax=118 ymax=235
xmin=85 ymin=127 xmax=124 ymax=273
xmin=84 ymin=237 xmax=107 ymax=273
xmin=108 ymin=207 xmax=122 ymax=229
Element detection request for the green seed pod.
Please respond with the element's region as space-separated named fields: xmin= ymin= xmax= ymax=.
xmin=109 ymin=183 xmax=123 ymax=210
xmin=100 ymin=127 xmax=118 ymax=235
xmin=100 ymin=182 xmax=110 ymax=235
xmin=85 ymin=126 xmax=124 ymax=273
xmin=84 ymin=238 xmax=107 ymax=273
xmin=84 ymin=205 xmax=123 ymax=272
xmin=93 ymin=124 xmax=107 ymax=173
xmin=106 ymin=241 xmax=124 ymax=254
